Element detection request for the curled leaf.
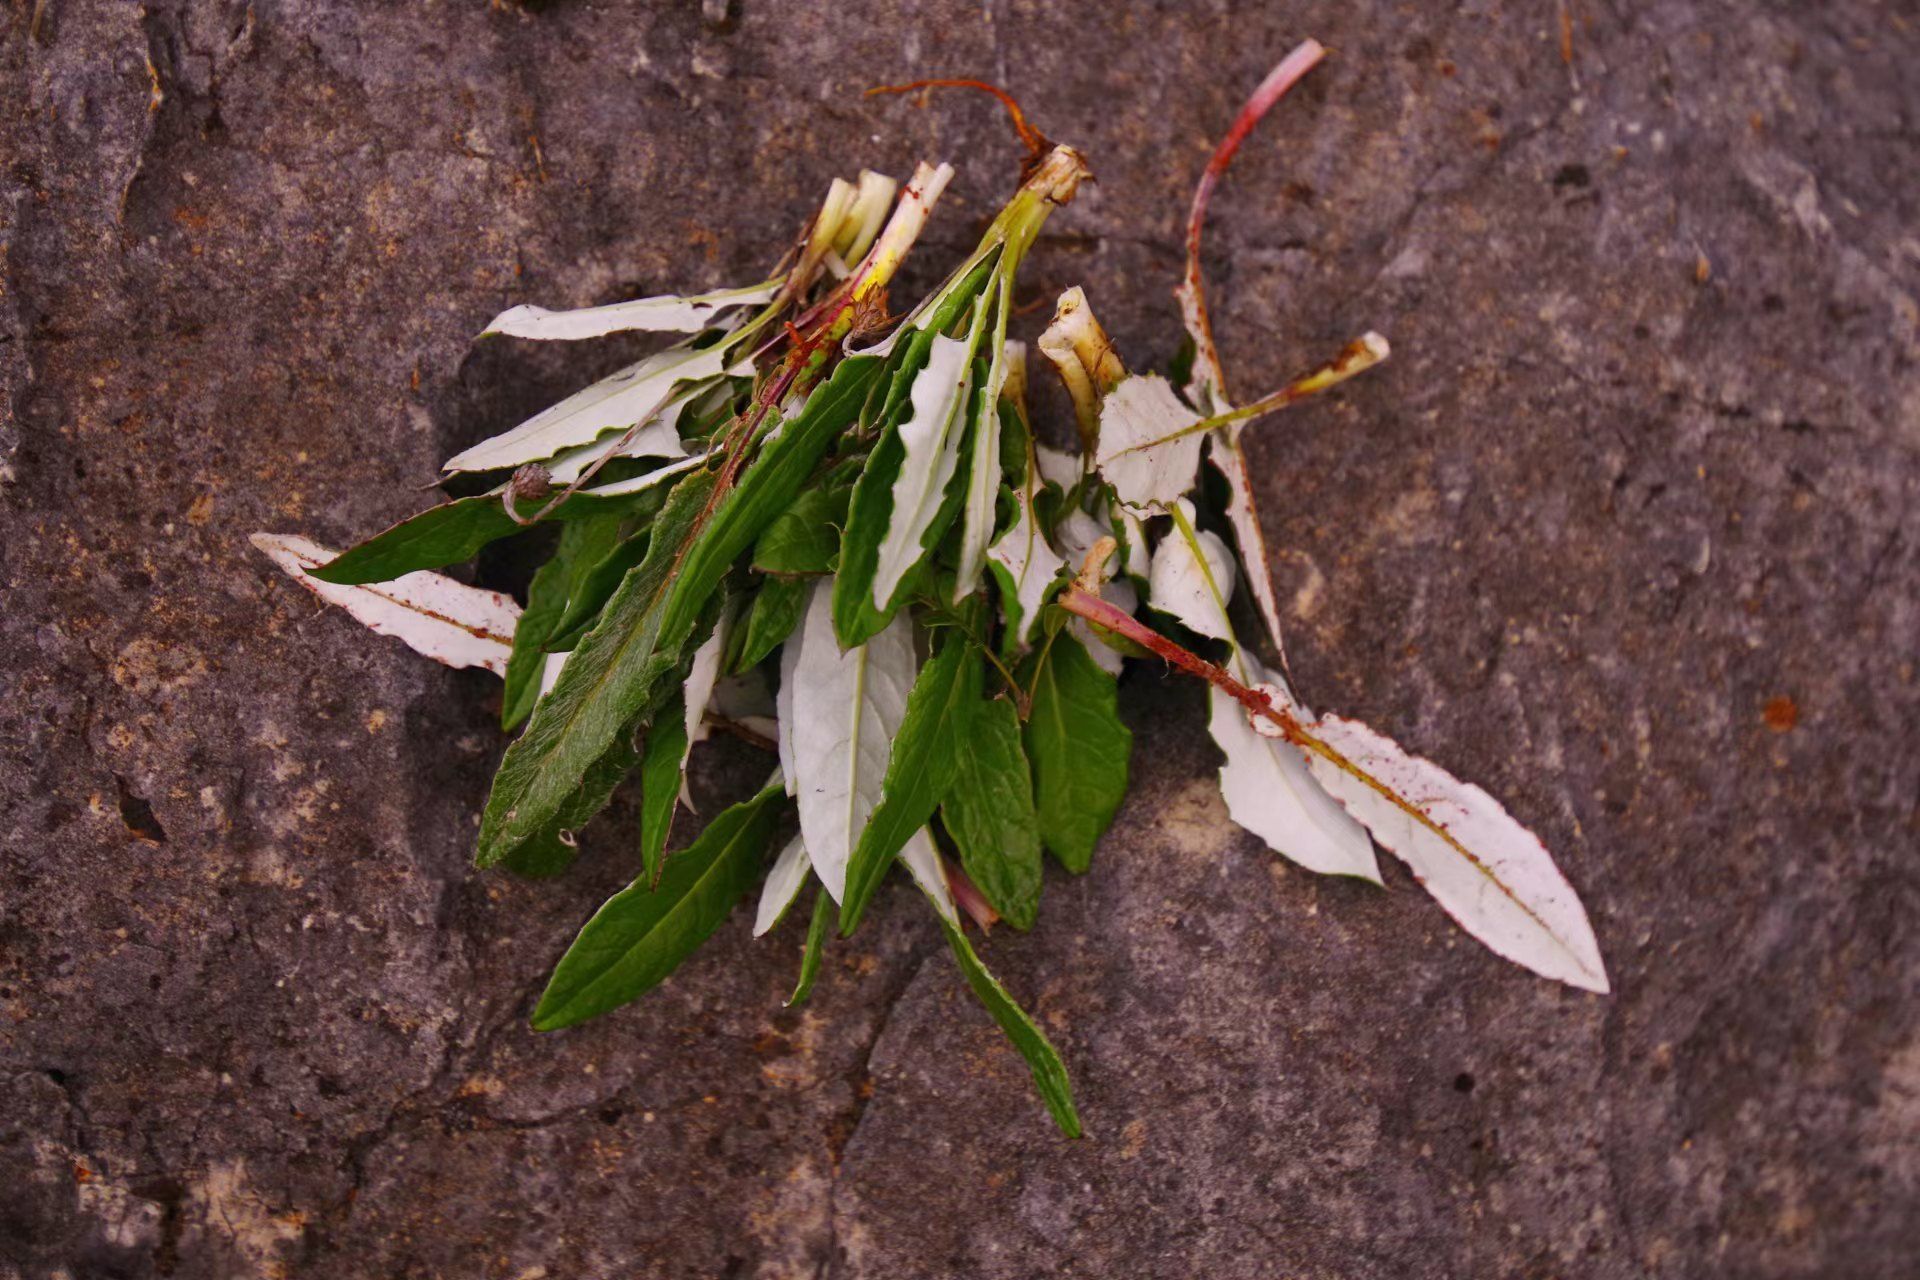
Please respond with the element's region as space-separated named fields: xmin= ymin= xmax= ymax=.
xmin=251 ymin=533 xmax=518 ymax=676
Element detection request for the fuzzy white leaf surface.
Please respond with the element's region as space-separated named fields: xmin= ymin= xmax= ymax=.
xmin=575 ymin=452 xmax=712 ymax=499
xmin=480 ymin=281 xmax=780 ymax=341
xmin=987 ymin=476 xmax=1066 ymax=647
xmin=1210 ymin=664 xmax=1379 ymax=881
xmin=1207 ymin=429 xmax=1289 ymax=659
xmin=251 ymin=534 xmax=519 ymax=676
xmin=900 ymin=828 xmax=957 ymax=926
xmin=443 ymin=343 xmax=735 ymax=474
xmin=951 ymin=340 xmax=1013 ymax=602
xmin=1145 ymin=501 xmax=1236 ymax=643
xmin=788 ymin=581 xmax=918 ymax=901
xmin=1150 ymin=508 xmax=1377 ymax=880
xmin=1305 ymin=716 xmax=1609 ymax=992
xmin=753 ymin=833 xmax=812 ymax=937
xmin=872 ymin=333 xmax=973 ymax=607
xmin=1095 ymin=374 xmax=1205 ymax=511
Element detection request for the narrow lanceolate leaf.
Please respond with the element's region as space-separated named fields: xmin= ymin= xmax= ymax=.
xmin=752 ymin=485 xmax=847 ymax=575
xmin=987 ymin=460 xmax=1067 ymax=648
xmin=476 ymin=472 xmax=714 ymax=867
xmin=1152 ymin=503 xmax=1378 ymax=881
xmin=786 ymin=889 xmax=831 ymax=1007
xmin=935 ymin=910 xmax=1081 ymax=1138
xmin=1055 ymin=506 xmax=1138 ymax=677
xmin=839 ymin=633 xmax=984 ymax=933
xmin=530 ymin=778 xmax=785 ymax=1031
xmin=834 ymin=261 xmax=1000 ymax=645
xmin=858 ymin=332 xmax=974 ymax=621
xmin=1025 ymin=633 xmax=1131 ymax=873
xmin=1301 ymin=717 xmax=1610 ymax=992
xmin=941 ymin=697 xmax=1043 ymax=930
xmin=548 ymin=532 xmax=651 ymax=650
xmin=443 ymin=343 xmax=731 ymax=475
xmin=901 ymin=829 xmax=959 ymax=925
xmin=788 ymin=580 xmax=918 ymax=902
xmin=1095 ymin=374 xmax=1205 ymax=511
xmin=310 ymin=467 xmax=684 ymax=587
xmin=478 ymin=355 xmax=884 ymax=868
xmin=637 ymin=693 xmax=691 ymax=887
xmin=952 ymin=309 xmax=1016 ymax=602
xmin=481 ymin=280 xmax=780 ymax=341
xmin=734 ymin=576 xmax=807 ymax=673
xmin=1209 ymin=666 xmax=1379 ymax=881
xmin=1207 ymin=430 xmax=1289 ymax=659
xmin=251 ymin=533 xmax=518 ymax=676
xmin=754 ymin=832 xmax=811 ymax=936
xmin=502 ymin=556 xmax=571 ymax=730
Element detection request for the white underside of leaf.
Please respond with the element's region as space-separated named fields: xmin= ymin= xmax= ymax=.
xmin=872 ymin=333 xmax=973 ymax=607
xmin=951 ymin=343 xmax=1011 ymax=602
xmin=1096 ymin=374 xmax=1205 ymax=511
xmin=443 ymin=343 xmax=735 ymax=474
xmin=901 ymin=828 xmax=958 ymax=926
xmin=1146 ymin=501 xmax=1236 ymax=643
xmin=676 ymin=607 xmax=733 ymax=807
xmin=538 ymin=388 xmax=699 ymax=485
xmin=1305 ymin=715 xmax=1609 ymax=992
xmin=251 ymin=533 xmax=519 ymax=676
xmin=1057 ymin=506 xmax=1136 ymax=675
xmin=776 ymin=630 xmax=800 ymax=796
xmin=1208 ymin=428 xmax=1288 ymax=660
xmin=539 ymin=651 xmax=568 ymax=698
xmin=789 ymin=581 xmax=918 ymax=902
xmin=987 ymin=479 xmax=1066 ymax=648
xmin=1210 ymin=661 xmax=1380 ymax=881
xmin=753 ymin=833 xmax=811 ymax=937
xmin=1034 ymin=443 xmax=1083 ymax=490
xmin=576 ymin=451 xmax=712 ymax=499
xmin=480 ymin=280 xmax=780 ymax=341
xmin=1149 ymin=507 xmax=1377 ymax=880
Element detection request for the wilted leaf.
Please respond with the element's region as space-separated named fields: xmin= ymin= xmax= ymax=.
xmin=251 ymin=533 xmax=518 ymax=676
xmin=481 ymin=280 xmax=780 ymax=341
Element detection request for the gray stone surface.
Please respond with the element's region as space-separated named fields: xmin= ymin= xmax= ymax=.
xmin=3 ymin=2 xmax=1916 ymax=1276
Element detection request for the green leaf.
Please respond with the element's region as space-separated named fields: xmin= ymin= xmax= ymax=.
xmin=547 ymin=530 xmax=651 ymax=652
xmin=502 ymin=724 xmax=643 ymax=879
xmin=732 ymin=575 xmax=807 ymax=674
xmin=752 ymin=486 xmax=848 ymax=575
xmin=1025 ymin=633 xmax=1131 ymax=873
xmin=636 ymin=693 xmax=691 ymax=887
xmin=477 ymin=354 xmax=884 ymax=868
xmin=786 ymin=888 xmax=830 ymax=1008
xmin=501 ymin=556 xmax=570 ymax=731
xmin=530 ymin=779 xmax=785 ymax=1031
xmin=941 ymin=697 xmax=1043 ymax=929
xmin=832 ymin=259 xmax=998 ymax=647
xmin=837 ymin=631 xmax=984 ymax=934
xmin=310 ymin=476 xmax=673 ymax=586
xmin=477 ymin=471 xmax=715 ymax=867
xmin=937 ymin=916 xmax=1081 ymax=1137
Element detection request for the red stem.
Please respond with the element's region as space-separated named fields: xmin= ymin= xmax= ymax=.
xmin=1179 ymin=39 xmax=1326 ymax=400
xmin=1059 ymin=585 xmax=1310 ymax=747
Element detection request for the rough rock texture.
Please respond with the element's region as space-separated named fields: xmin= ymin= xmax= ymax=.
xmin=3 ymin=2 xmax=1916 ymax=1277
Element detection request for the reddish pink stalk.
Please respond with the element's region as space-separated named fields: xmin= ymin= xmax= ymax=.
xmin=1177 ymin=38 xmax=1326 ymax=402
xmin=1060 ymin=585 xmax=1311 ymax=746
xmin=945 ymin=862 xmax=1001 ymax=931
